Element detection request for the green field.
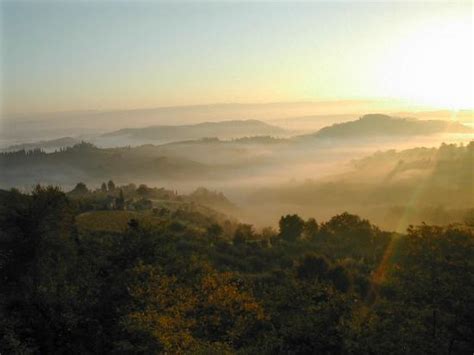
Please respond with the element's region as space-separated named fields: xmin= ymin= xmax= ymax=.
xmin=76 ymin=210 xmax=164 ymax=233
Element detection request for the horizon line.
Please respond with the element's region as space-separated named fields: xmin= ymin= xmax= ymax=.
xmin=3 ymin=97 xmax=473 ymax=119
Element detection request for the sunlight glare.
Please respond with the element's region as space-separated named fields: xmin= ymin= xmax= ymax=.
xmin=377 ymin=17 xmax=473 ymax=110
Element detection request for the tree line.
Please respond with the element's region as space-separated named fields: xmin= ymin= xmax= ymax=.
xmin=0 ymin=185 xmax=472 ymax=353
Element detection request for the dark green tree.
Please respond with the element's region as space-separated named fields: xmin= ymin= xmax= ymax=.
xmin=233 ymin=224 xmax=254 ymax=245
xmin=70 ymin=182 xmax=89 ymax=195
xmin=327 ymin=265 xmax=351 ymax=292
xmin=207 ymin=223 xmax=223 ymax=239
xmin=116 ymin=189 xmax=125 ymax=210
xmin=296 ymin=253 xmax=330 ymax=280
xmin=279 ymin=214 xmax=305 ymax=242
xmin=304 ymin=218 xmax=319 ymax=239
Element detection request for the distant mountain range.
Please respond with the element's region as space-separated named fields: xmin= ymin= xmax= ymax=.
xmin=4 ymin=102 xmax=472 ymax=148
xmin=306 ymin=114 xmax=472 ymax=139
xmin=102 ymin=119 xmax=287 ymax=142
xmin=4 ymin=114 xmax=472 ymax=153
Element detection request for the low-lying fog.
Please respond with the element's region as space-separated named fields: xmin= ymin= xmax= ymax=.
xmin=140 ymin=132 xmax=473 ymax=228
xmin=1 ymin=104 xmax=473 ymax=232
xmin=2 ymin=102 xmax=471 ymax=148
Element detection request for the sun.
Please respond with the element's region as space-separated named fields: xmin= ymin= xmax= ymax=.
xmin=376 ymin=16 xmax=473 ymax=110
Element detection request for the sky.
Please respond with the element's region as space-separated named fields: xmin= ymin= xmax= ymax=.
xmin=1 ymin=0 xmax=472 ymax=115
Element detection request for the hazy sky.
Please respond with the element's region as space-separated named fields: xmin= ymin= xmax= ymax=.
xmin=1 ymin=0 xmax=472 ymax=115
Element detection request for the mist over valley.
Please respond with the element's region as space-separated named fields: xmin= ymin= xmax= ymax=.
xmin=1 ymin=2 xmax=473 ymax=352
xmin=2 ymin=112 xmax=472 ymax=232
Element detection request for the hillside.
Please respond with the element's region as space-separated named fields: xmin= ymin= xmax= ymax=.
xmin=0 ymin=142 xmax=212 ymax=187
xmin=0 ymin=136 xmax=292 ymax=188
xmin=307 ymin=114 xmax=472 ymax=139
xmin=103 ymin=119 xmax=287 ymax=142
xmin=250 ymin=141 xmax=474 ymax=230
xmin=1 ymin=183 xmax=472 ymax=354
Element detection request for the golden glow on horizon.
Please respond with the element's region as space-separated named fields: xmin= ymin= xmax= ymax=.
xmin=2 ymin=2 xmax=472 ymax=116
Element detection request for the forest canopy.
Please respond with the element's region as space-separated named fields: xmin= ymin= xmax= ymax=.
xmin=0 ymin=185 xmax=472 ymax=353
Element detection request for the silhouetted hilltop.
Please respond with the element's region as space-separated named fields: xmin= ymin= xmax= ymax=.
xmin=161 ymin=135 xmax=286 ymax=147
xmin=2 ymin=137 xmax=80 ymax=152
xmin=102 ymin=119 xmax=287 ymax=141
xmin=309 ymin=114 xmax=472 ymax=139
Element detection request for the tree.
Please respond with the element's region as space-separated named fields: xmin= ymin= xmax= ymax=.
xmin=0 ymin=186 xmax=78 ymax=354
xmin=327 ymin=265 xmax=351 ymax=292
xmin=353 ymin=225 xmax=474 ymax=354
xmin=133 ymin=198 xmax=152 ymax=210
xmin=136 ymin=184 xmax=150 ymax=197
xmin=257 ymin=276 xmax=351 ymax=354
xmin=122 ymin=263 xmax=265 ymax=353
xmin=279 ymin=214 xmax=305 ymax=242
xmin=101 ymin=182 xmax=108 ymax=192
xmin=128 ymin=218 xmax=139 ymax=229
xmin=154 ymin=207 xmax=170 ymax=217
xmin=70 ymin=182 xmax=89 ymax=195
xmin=296 ymin=253 xmax=330 ymax=280
xmin=392 ymin=225 xmax=474 ymax=353
xmin=319 ymin=212 xmax=385 ymax=264
xmin=107 ymin=180 xmax=116 ymax=192
xmin=207 ymin=223 xmax=223 ymax=239
xmin=116 ymin=189 xmax=125 ymax=210
xmin=320 ymin=212 xmax=371 ymax=238
xmin=304 ymin=218 xmax=319 ymax=239
xmin=233 ymin=224 xmax=254 ymax=245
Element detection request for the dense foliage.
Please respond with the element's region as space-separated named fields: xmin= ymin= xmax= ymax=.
xmin=0 ymin=185 xmax=473 ymax=354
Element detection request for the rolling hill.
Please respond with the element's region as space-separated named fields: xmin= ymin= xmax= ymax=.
xmin=102 ymin=119 xmax=287 ymax=142
xmin=0 ymin=142 xmax=213 ymax=188
xmin=306 ymin=114 xmax=472 ymax=139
